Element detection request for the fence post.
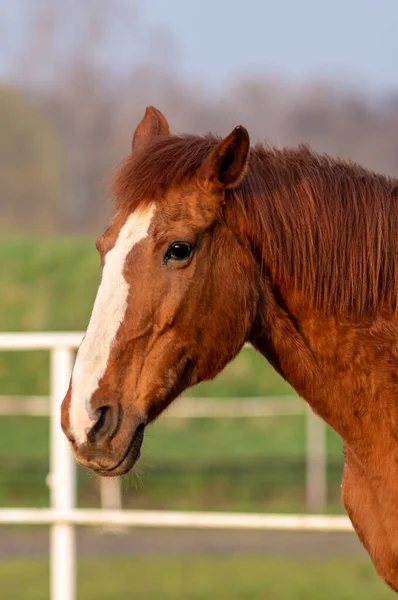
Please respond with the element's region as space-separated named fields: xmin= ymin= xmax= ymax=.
xmin=99 ymin=478 xmax=124 ymax=533
xmin=49 ymin=347 xmax=75 ymax=600
xmin=306 ymin=406 xmax=326 ymax=512
xmin=100 ymin=478 xmax=122 ymax=510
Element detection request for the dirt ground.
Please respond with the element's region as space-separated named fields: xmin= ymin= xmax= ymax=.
xmin=0 ymin=528 xmax=366 ymax=559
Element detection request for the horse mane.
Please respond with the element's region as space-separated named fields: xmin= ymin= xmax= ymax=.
xmin=111 ymin=134 xmax=398 ymax=317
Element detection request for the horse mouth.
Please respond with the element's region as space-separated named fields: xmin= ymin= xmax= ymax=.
xmin=95 ymin=422 xmax=145 ymax=477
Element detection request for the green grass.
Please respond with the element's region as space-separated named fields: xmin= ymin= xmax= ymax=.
xmin=0 ymin=555 xmax=395 ymax=600
xmin=0 ymin=235 xmax=99 ymax=395
xmin=0 ymin=413 xmax=345 ymax=512
xmin=0 ymin=236 xmax=100 ymax=332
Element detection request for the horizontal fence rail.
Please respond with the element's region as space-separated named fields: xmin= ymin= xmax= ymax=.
xmin=0 ymin=332 xmax=351 ymax=600
xmin=0 ymin=395 xmax=303 ymax=418
xmin=0 ymin=332 xmax=84 ymax=349
xmin=0 ymin=508 xmax=352 ymax=531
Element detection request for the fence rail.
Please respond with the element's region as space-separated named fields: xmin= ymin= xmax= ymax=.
xmin=0 ymin=508 xmax=352 ymax=531
xmin=0 ymin=395 xmax=303 ymax=417
xmin=0 ymin=332 xmax=351 ymax=600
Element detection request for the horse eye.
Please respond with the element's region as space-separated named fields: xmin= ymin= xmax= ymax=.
xmin=165 ymin=242 xmax=193 ymax=263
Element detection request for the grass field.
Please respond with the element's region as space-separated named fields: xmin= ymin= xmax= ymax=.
xmin=0 ymin=411 xmax=345 ymax=512
xmin=0 ymin=555 xmax=395 ymax=600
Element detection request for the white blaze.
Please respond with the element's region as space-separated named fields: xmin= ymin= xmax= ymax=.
xmin=69 ymin=205 xmax=155 ymax=445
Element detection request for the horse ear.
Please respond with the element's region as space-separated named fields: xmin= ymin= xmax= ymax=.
xmin=197 ymin=126 xmax=250 ymax=192
xmin=132 ymin=106 xmax=170 ymax=150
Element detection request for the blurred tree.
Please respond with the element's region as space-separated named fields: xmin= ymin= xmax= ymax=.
xmin=9 ymin=0 xmax=142 ymax=232
xmin=0 ymin=85 xmax=61 ymax=231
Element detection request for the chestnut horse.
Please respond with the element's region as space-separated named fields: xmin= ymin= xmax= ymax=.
xmin=61 ymin=106 xmax=398 ymax=592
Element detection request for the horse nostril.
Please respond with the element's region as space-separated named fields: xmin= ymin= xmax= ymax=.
xmin=87 ymin=404 xmax=121 ymax=444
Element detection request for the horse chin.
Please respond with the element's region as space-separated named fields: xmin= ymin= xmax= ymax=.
xmin=93 ymin=422 xmax=145 ymax=477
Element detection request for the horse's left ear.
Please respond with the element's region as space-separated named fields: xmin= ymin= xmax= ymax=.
xmin=197 ymin=126 xmax=250 ymax=192
xmin=132 ymin=106 xmax=170 ymax=150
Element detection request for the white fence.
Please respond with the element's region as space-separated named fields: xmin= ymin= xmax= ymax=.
xmin=0 ymin=394 xmax=326 ymax=511
xmin=0 ymin=332 xmax=352 ymax=600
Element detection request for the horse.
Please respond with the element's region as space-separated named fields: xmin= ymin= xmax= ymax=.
xmin=61 ymin=105 xmax=398 ymax=592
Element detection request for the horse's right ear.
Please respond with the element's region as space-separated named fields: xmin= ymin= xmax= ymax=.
xmin=197 ymin=126 xmax=250 ymax=192
xmin=132 ymin=106 xmax=170 ymax=150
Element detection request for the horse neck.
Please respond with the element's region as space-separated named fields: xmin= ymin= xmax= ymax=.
xmin=240 ymin=168 xmax=398 ymax=473
xmin=250 ymin=279 xmax=324 ymax=403
xmin=241 ymin=187 xmax=351 ymax=433
xmin=236 ymin=160 xmax=356 ymax=414
xmin=250 ymin=271 xmax=398 ymax=455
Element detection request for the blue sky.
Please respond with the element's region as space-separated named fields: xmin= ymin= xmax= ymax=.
xmin=1 ymin=0 xmax=398 ymax=93
xmin=142 ymin=0 xmax=398 ymax=92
